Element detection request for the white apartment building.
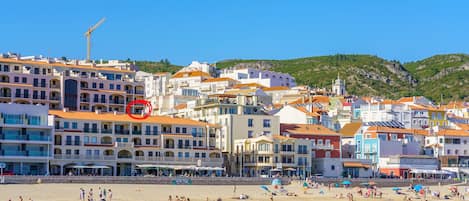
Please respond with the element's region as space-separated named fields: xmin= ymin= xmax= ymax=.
xmin=49 ymin=109 xmax=223 ymax=176
xmin=199 ymin=78 xmax=240 ymax=95
xmin=136 ymin=71 xmax=171 ymax=98
xmin=219 ymin=68 xmax=296 ymax=87
xmin=0 ymin=103 xmax=53 ymax=175
xmin=0 ymin=54 xmax=145 ymax=114
xmin=167 ymin=70 xmax=212 ymax=95
xmin=234 ymin=135 xmax=311 ymax=177
xmin=424 ymin=128 xmax=469 ymax=158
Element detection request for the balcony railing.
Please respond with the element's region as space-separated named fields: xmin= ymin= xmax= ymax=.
xmin=80 ymin=98 xmax=90 ymax=103
xmin=125 ymin=90 xmax=134 ymax=94
xmin=0 ymin=93 xmax=12 ymax=98
xmin=135 ymin=90 xmax=144 ymax=95
xmin=49 ymin=96 xmax=60 ymax=101
xmin=115 ymin=142 xmax=134 ymax=148
xmin=0 ymin=150 xmax=50 ymax=157
xmin=83 ymin=128 xmax=99 ymax=133
xmin=0 ymin=134 xmax=50 ymax=142
xmin=54 ymin=154 xmax=116 ymax=160
xmin=110 ymin=100 xmax=125 ymax=104
xmin=132 ymin=130 xmax=142 ymax=135
xmin=145 ymin=131 xmax=159 ymax=135
xmin=101 ymin=129 xmax=113 ymax=134
xmin=14 ymin=93 xmax=29 ymax=98
xmin=115 ymin=129 xmax=130 ymax=135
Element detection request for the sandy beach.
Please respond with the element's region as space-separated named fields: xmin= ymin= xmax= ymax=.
xmin=0 ymin=182 xmax=467 ymax=201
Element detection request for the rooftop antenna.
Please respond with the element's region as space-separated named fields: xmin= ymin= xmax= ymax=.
xmin=84 ymin=17 xmax=106 ymax=62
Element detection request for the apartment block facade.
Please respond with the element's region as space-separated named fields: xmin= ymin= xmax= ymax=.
xmin=0 ymin=103 xmax=53 ymax=175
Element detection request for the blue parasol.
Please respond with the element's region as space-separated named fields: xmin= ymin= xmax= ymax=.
xmin=261 ymin=185 xmax=270 ymax=192
xmin=341 ymin=180 xmax=352 ymax=185
xmin=272 ymin=178 xmax=282 ymax=186
xmin=414 ymin=184 xmax=423 ymax=192
xmin=392 ymin=187 xmax=402 ymax=191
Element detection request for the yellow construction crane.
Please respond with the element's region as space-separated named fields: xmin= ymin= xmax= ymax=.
xmin=84 ymin=17 xmax=106 ymax=62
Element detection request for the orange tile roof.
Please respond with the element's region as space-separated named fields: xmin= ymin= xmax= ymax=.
xmin=272 ymin=134 xmax=295 ymax=140
xmin=343 ymin=161 xmax=370 ymax=168
xmin=366 ymin=126 xmax=428 ymax=135
xmin=174 ymin=103 xmax=187 ymax=110
xmin=281 ymin=124 xmax=340 ymax=136
xmin=153 ymin=72 xmax=170 ymax=76
xmin=339 ymin=122 xmax=362 ymax=137
xmin=289 ymin=95 xmax=329 ymax=104
xmin=49 ymin=110 xmax=215 ymax=127
xmin=0 ymin=58 xmax=133 ymax=73
xmin=293 ymin=106 xmax=320 ymax=117
xmin=437 ymin=129 xmax=469 ymax=137
xmin=456 ymin=124 xmax=469 ymax=131
xmin=263 ymin=86 xmax=290 ymax=91
xmin=202 ymin=77 xmax=237 ymax=83
xmin=232 ymin=83 xmax=266 ymax=89
xmin=172 ymin=71 xmax=212 ymax=78
xmin=272 ymin=103 xmax=284 ymax=109
xmin=409 ymin=104 xmax=445 ymax=112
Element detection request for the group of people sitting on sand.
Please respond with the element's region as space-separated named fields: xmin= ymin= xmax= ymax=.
xmin=80 ymin=187 xmax=112 ymax=201
xmin=356 ymin=187 xmax=383 ymax=198
xmin=168 ymin=195 xmax=192 ymax=201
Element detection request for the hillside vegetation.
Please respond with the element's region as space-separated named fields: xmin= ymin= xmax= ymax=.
xmin=131 ymin=54 xmax=469 ymax=102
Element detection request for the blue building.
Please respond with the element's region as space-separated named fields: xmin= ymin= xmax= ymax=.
xmin=0 ymin=103 xmax=53 ymax=175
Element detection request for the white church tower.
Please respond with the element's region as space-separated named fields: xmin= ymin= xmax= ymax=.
xmin=332 ymin=72 xmax=346 ymax=96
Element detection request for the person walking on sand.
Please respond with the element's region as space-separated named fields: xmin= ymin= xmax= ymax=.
xmin=80 ymin=188 xmax=86 ymax=201
xmin=108 ymin=189 xmax=112 ymax=201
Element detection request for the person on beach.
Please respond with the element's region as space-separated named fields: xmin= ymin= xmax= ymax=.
xmin=108 ymin=189 xmax=112 ymax=201
xmin=80 ymin=188 xmax=86 ymax=201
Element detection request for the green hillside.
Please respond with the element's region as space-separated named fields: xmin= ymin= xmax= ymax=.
xmin=132 ymin=54 xmax=468 ymax=102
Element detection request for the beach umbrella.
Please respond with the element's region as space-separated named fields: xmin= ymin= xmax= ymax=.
xmin=341 ymin=180 xmax=352 ymax=185
xmin=272 ymin=178 xmax=282 ymax=186
xmin=414 ymin=184 xmax=423 ymax=192
xmin=392 ymin=187 xmax=402 ymax=191
xmin=261 ymin=185 xmax=270 ymax=192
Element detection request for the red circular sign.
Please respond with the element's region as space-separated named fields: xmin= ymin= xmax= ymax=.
xmin=126 ymin=100 xmax=152 ymax=120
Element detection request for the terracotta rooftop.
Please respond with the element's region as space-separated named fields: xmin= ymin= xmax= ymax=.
xmin=456 ymin=124 xmax=469 ymax=131
xmin=289 ymin=95 xmax=329 ymax=104
xmin=339 ymin=122 xmax=362 ymax=137
xmin=202 ymin=77 xmax=237 ymax=83
xmin=233 ymin=83 xmax=266 ymax=89
xmin=281 ymin=123 xmax=340 ymax=136
xmin=49 ymin=110 xmax=214 ymax=127
xmin=172 ymin=71 xmax=212 ymax=78
xmin=365 ymin=126 xmax=428 ymax=135
xmin=0 ymin=58 xmax=133 ymax=73
xmin=263 ymin=86 xmax=290 ymax=91
xmin=293 ymin=105 xmax=321 ymax=117
xmin=174 ymin=103 xmax=187 ymax=110
xmin=437 ymin=129 xmax=469 ymax=137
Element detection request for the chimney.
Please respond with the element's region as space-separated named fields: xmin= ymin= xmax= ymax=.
xmin=62 ymin=108 xmax=69 ymax=112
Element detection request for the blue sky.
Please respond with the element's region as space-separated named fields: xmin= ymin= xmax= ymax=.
xmin=1 ymin=0 xmax=469 ymax=65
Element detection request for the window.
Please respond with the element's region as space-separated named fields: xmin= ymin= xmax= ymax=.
xmin=72 ymin=122 xmax=78 ymax=129
xmin=201 ymin=153 xmax=206 ymax=158
xmin=263 ymin=131 xmax=271 ymax=136
xmin=116 ymin=85 xmax=121 ymax=90
xmin=14 ymin=76 xmax=19 ymax=82
xmin=263 ymin=119 xmax=271 ymax=128
xmin=84 ymin=136 xmax=89 ymax=144
xmin=447 ymin=149 xmax=451 ymax=155
xmin=74 ymin=136 xmax=80 ymax=145
xmin=64 ymin=122 xmax=69 ymax=129
xmin=99 ymin=83 xmax=104 ymax=89
xmin=199 ymin=140 xmax=203 ymax=146
xmin=110 ymin=84 xmax=114 ymax=90
xmin=248 ymin=119 xmax=253 ymax=127
xmin=86 ymin=150 xmax=92 ymax=156
xmin=248 ymin=130 xmax=254 ymax=138
xmin=182 ymin=128 xmax=187 ymax=133
xmin=33 ymin=78 xmax=38 ymax=87
xmin=22 ymin=77 xmax=27 ymax=83
xmin=65 ymin=149 xmax=72 ymax=155
xmin=317 ymin=139 xmax=323 ymax=145
xmin=94 ymin=150 xmax=100 ymax=156
xmin=325 ymin=151 xmax=331 ymax=158
xmin=176 ymin=127 xmax=180 ymax=133
xmin=14 ymin=65 xmax=19 ymax=71
xmin=148 ymin=152 xmax=153 ymax=157
xmin=92 ymin=82 xmax=97 ymax=88
xmin=185 ymin=152 xmax=190 ymax=158
xmin=439 ymin=138 xmax=443 ymax=143
xmin=331 ymin=165 xmax=335 ymax=170
xmin=195 ymin=153 xmax=200 ymax=158
xmin=178 ymin=152 xmax=183 ymax=158
xmin=146 ymin=139 xmax=151 ymax=145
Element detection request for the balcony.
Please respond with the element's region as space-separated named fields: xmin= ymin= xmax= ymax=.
xmin=54 ymin=154 xmax=116 ymax=161
xmin=80 ymin=98 xmax=90 ymax=103
xmin=115 ymin=129 xmax=130 ymax=135
xmin=0 ymin=93 xmax=11 ymax=98
xmin=101 ymin=129 xmax=113 ymax=134
xmin=144 ymin=131 xmax=159 ymax=135
xmin=0 ymin=150 xmax=49 ymax=157
xmin=83 ymin=128 xmax=99 ymax=133
xmin=125 ymin=90 xmax=134 ymax=94
xmin=14 ymin=93 xmax=29 ymax=99
xmin=132 ymin=130 xmax=142 ymax=135
xmin=135 ymin=90 xmax=144 ymax=95
xmin=50 ymin=96 xmax=60 ymax=101
xmin=110 ymin=100 xmax=125 ymax=105
xmin=115 ymin=142 xmax=134 ymax=148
